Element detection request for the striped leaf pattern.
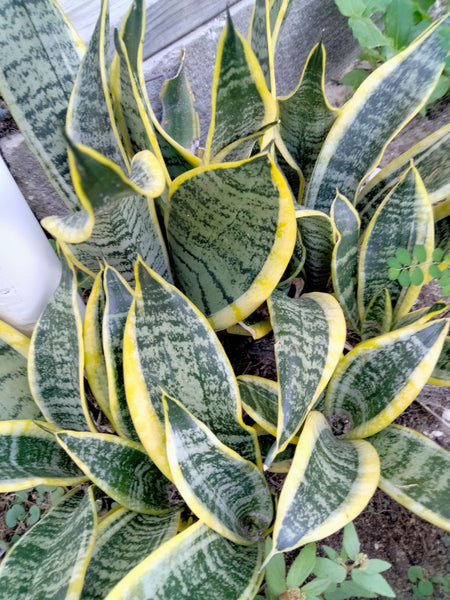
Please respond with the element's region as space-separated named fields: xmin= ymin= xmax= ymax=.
xmin=357 ymin=125 xmax=450 ymax=230
xmin=305 ymin=14 xmax=450 ymax=213
xmin=248 ymin=0 xmax=273 ymax=92
xmin=0 ymin=0 xmax=83 ymax=210
xmin=270 ymin=0 xmax=294 ymax=51
xmin=166 ymin=154 xmax=296 ymax=330
xmin=204 ymin=13 xmax=276 ymax=163
xmin=0 ymin=322 xmax=41 ymax=420
xmin=123 ymin=260 xmax=258 ymax=478
xmin=361 ymin=288 xmax=392 ymax=341
xmin=429 ymin=335 xmax=450 ymax=386
xmin=111 ymin=1 xmax=198 ymax=181
xmin=0 ymin=488 xmax=96 ymax=600
xmin=238 ymin=375 xmax=279 ymax=435
xmin=271 ymin=411 xmax=379 ymax=553
xmin=278 ymin=43 xmax=338 ymax=195
xmin=81 ymin=508 xmax=179 ymax=600
xmin=435 ymin=214 xmax=450 ymax=256
xmin=0 ymin=420 xmax=86 ymax=492
xmin=83 ymin=270 xmax=112 ymax=423
xmin=102 ymin=267 xmax=138 ymax=440
xmin=66 ymin=0 xmax=127 ymax=169
xmin=392 ymin=301 xmax=447 ymax=331
xmin=369 ymin=425 xmax=450 ymax=530
xmin=358 ymin=166 xmax=434 ymax=321
xmin=163 ymin=395 xmax=272 ymax=544
xmin=331 ymin=193 xmax=361 ymax=332
xmin=268 ymin=291 xmax=346 ymax=458
xmin=56 ymin=431 xmax=175 ymax=514
xmin=296 ymin=209 xmax=335 ymax=291
xmin=324 ymin=320 xmax=449 ymax=439
xmin=105 ymin=521 xmax=265 ymax=600
xmin=227 ymin=316 xmax=273 ymax=339
xmin=28 ymin=250 xmax=93 ymax=431
xmin=160 ymin=51 xmax=200 ymax=151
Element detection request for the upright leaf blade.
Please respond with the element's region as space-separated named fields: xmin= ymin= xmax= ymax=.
xmin=0 ymin=420 xmax=86 ymax=492
xmin=163 ymin=395 xmax=273 ymax=545
xmin=204 ymin=12 xmax=276 ymax=163
xmin=361 ymin=288 xmax=392 ymax=341
xmin=0 ymin=322 xmax=42 ymax=420
xmin=104 ymin=521 xmax=265 ymax=600
xmin=305 ymin=15 xmax=450 ymax=212
xmin=28 ymin=250 xmax=94 ymax=432
xmin=324 ymin=320 xmax=449 ymax=439
xmin=0 ymin=487 xmax=96 ymax=600
xmin=268 ymin=291 xmax=346 ymax=458
xmin=82 ymin=507 xmax=179 ymax=600
xmin=296 ymin=209 xmax=336 ymax=291
xmin=0 ymin=0 xmax=83 ymax=210
xmin=248 ymin=0 xmax=274 ymax=92
xmin=271 ymin=412 xmax=379 ymax=554
xmin=166 ymin=154 xmax=297 ymax=330
xmin=369 ymin=425 xmax=450 ymax=530
xmin=238 ymin=375 xmax=279 ymax=435
xmin=429 ymin=335 xmax=450 ymax=386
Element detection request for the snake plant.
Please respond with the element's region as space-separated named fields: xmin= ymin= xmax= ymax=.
xmin=0 ymin=0 xmax=449 ymax=598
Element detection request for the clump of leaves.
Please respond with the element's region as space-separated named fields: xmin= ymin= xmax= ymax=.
xmin=257 ymin=523 xmax=394 ymax=600
xmin=408 ymin=565 xmax=450 ymax=597
xmin=335 ymin=0 xmax=450 ymax=112
xmin=387 ymin=244 xmax=450 ymax=296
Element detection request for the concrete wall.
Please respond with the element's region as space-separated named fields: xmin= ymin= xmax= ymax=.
xmin=0 ymin=0 xmax=357 ymax=219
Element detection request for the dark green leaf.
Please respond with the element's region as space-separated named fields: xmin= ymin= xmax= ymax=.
xmin=413 ymin=244 xmax=427 ymax=262
xmin=396 ymin=247 xmax=412 ymax=266
xmin=408 ymin=565 xmax=425 ymax=583
xmin=411 ymin=266 xmax=424 ymax=286
xmin=432 ymin=248 xmax=444 ymax=261
xmin=398 ymin=269 xmax=411 ymax=287
xmin=6 ymin=505 xmax=26 ymax=528
xmin=387 ymin=256 xmax=402 ymax=268
xmin=341 ymin=68 xmax=370 ymax=89
xmin=28 ymin=505 xmax=40 ymax=525
xmin=417 ymin=580 xmax=434 ymax=596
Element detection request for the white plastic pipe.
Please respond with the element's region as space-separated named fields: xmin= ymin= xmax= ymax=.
xmin=0 ymin=154 xmax=63 ymax=335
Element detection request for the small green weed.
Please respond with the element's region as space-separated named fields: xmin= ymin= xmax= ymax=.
xmin=408 ymin=565 xmax=450 ymax=597
xmin=387 ymin=244 xmax=450 ymax=296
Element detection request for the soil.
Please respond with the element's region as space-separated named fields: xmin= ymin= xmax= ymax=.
xmin=0 ymin=82 xmax=449 ymax=598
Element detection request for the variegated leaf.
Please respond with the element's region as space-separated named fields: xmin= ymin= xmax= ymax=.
xmin=102 ymin=266 xmax=138 ymax=440
xmin=0 ymin=321 xmax=41 ymax=420
xmin=361 ymin=288 xmax=392 ymax=341
xmin=238 ymin=375 xmax=279 ymax=435
xmin=358 ymin=166 xmax=434 ymax=321
xmin=324 ymin=319 xmax=449 ymax=439
xmin=160 ymin=50 xmax=200 ymax=151
xmin=305 ymin=15 xmax=450 ymax=213
xmin=357 ymin=124 xmax=450 ymax=230
xmin=296 ymin=209 xmax=336 ymax=291
xmin=270 ymin=0 xmax=294 ymax=51
xmin=66 ymin=0 xmax=127 ymax=169
xmin=104 ymin=521 xmax=265 ymax=600
xmin=267 ymin=291 xmax=346 ymax=459
xmin=331 ymin=193 xmax=361 ymax=332
xmin=429 ymin=335 xmax=450 ymax=386
xmin=81 ymin=507 xmax=179 ymax=600
xmin=56 ymin=431 xmax=175 ymax=514
xmin=270 ymin=411 xmax=379 ymax=554
xmin=166 ymin=153 xmax=296 ymax=330
xmin=0 ymin=487 xmax=96 ymax=599
xmin=83 ymin=270 xmax=112 ymax=424
xmin=28 ymin=250 xmax=93 ymax=431
xmin=227 ymin=315 xmax=273 ymax=339
xmin=0 ymin=420 xmax=86 ymax=492
xmin=204 ymin=12 xmax=276 ymax=163
xmin=257 ymin=432 xmax=296 ymax=473
xmin=163 ymin=394 xmax=272 ymax=545
xmin=123 ymin=259 xmax=258 ymax=479
xmin=248 ymin=0 xmax=274 ymax=92
xmin=111 ymin=1 xmax=199 ymax=181
xmin=0 ymin=0 xmax=83 ymax=210
xmin=435 ymin=214 xmax=450 ymax=257
xmin=278 ymin=43 xmax=338 ymax=197
xmin=392 ymin=301 xmax=447 ymax=331
xmin=369 ymin=425 xmax=450 ymax=530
